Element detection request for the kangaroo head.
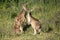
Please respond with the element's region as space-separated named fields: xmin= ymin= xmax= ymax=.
xmin=22 ymin=3 xmax=37 ymax=16
xmin=22 ymin=2 xmax=28 ymax=11
xmin=27 ymin=6 xmax=36 ymax=16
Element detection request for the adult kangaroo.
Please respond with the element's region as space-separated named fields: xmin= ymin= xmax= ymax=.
xmin=26 ymin=8 xmax=42 ymax=35
xmin=14 ymin=3 xmax=27 ymax=34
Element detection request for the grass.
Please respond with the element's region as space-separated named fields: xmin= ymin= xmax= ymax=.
xmin=0 ymin=0 xmax=60 ymax=40
xmin=0 ymin=32 xmax=60 ymax=40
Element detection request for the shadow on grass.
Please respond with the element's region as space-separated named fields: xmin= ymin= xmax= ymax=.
xmin=23 ymin=24 xmax=31 ymax=32
xmin=41 ymin=27 xmax=53 ymax=33
xmin=48 ymin=27 xmax=53 ymax=32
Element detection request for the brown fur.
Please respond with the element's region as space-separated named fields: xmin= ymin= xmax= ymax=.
xmin=14 ymin=4 xmax=27 ymax=34
xmin=27 ymin=11 xmax=41 ymax=35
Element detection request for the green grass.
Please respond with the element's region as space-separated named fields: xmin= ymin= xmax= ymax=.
xmin=0 ymin=31 xmax=60 ymax=40
xmin=0 ymin=0 xmax=60 ymax=40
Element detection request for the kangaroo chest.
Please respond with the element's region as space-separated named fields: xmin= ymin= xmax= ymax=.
xmin=27 ymin=14 xmax=31 ymax=23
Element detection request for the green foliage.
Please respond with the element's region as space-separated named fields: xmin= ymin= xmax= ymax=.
xmin=11 ymin=13 xmax=17 ymax=18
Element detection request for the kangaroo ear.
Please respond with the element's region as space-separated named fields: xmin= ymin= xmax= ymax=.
xmin=22 ymin=4 xmax=27 ymax=11
xmin=22 ymin=2 xmax=28 ymax=11
xmin=30 ymin=6 xmax=36 ymax=12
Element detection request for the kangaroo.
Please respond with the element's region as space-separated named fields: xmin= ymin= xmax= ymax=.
xmin=27 ymin=10 xmax=41 ymax=35
xmin=14 ymin=3 xmax=27 ymax=34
